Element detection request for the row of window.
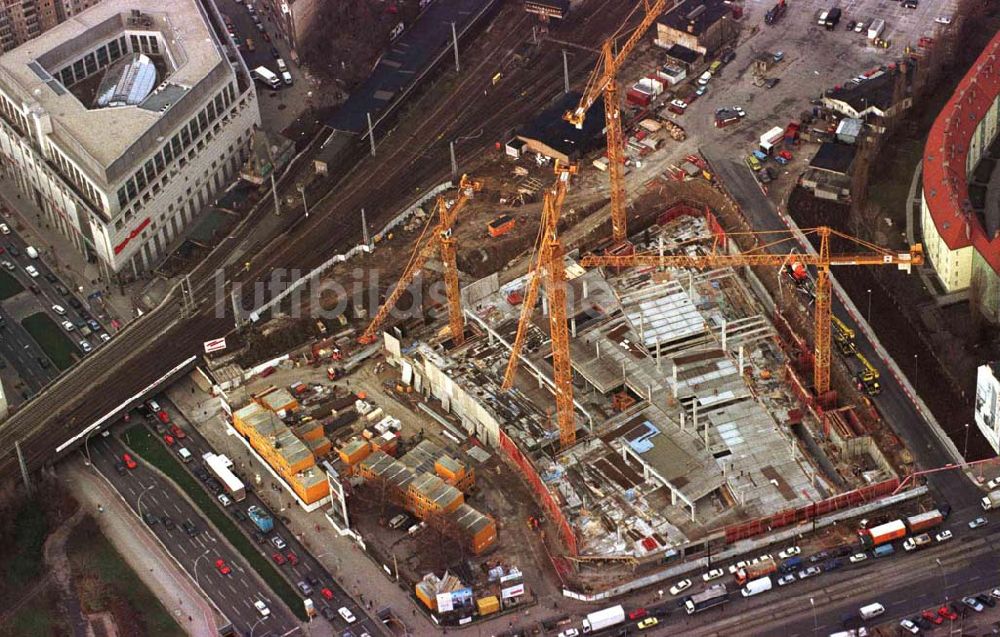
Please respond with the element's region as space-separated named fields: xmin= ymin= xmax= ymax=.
xmin=56 ymin=34 xmax=129 ymax=88
xmin=113 ymin=82 xmax=241 ymax=230
xmin=46 ymin=142 xmax=101 ymax=212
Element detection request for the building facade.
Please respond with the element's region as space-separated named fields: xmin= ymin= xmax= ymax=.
xmin=921 ymin=31 xmax=1000 ymax=321
xmin=975 ymin=363 xmax=1000 ymax=456
xmin=0 ymin=0 xmax=103 ymax=53
xmin=0 ymin=0 xmax=259 ymax=281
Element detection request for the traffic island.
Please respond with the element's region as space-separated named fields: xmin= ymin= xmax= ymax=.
xmin=123 ymin=424 xmax=308 ymax=621
xmin=21 ymin=311 xmax=75 ymax=370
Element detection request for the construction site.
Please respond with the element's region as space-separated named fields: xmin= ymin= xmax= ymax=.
xmin=193 ymin=0 xmax=942 ymax=618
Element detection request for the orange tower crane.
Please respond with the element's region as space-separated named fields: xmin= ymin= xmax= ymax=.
xmin=501 ymin=163 xmax=579 ymax=448
xmin=358 ymin=175 xmax=482 ymax=346
xmin=564 ymin=0 xmax=670 ymax=244
xmin=581 ymin=227 xmax=923 ymax=396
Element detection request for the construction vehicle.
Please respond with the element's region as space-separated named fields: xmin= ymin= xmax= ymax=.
xmin=859 ymin=519 xmax=905 ymax=547
xmin=501 ymin=163 xmax=579 ymax=448
xmin=358 ymin=175 xmax=482 ymax=347
xmin=853 ymin=351 xmax=882 ymax=396
xmin=905 ymin=509 xmax=944 ymax=533
xmin=765 ymin=0 xmax=787 ymax=24
xmin=832 ymin=315 xmax=856 ymax=356
xmin=487 ymin=214 xmax=516 ymax=237
xmin=564 ymin=0 xmax=670 ymax=243
xmin=581 ymin=227 xmax=923 ymax=397
xmin=735 ymin=557 xmax=777 ymax=585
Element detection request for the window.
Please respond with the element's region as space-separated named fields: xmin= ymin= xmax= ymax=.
xmin=126 ymin=178 xmax=137 ymax=199
xmin=214 ymin=94 xmax=224 ymax=113
xmin=154 ymin=151 xmax=165 ymax=172
xmin=96 ymin=46 xmax=108 ymax=66
xmin=83 ymin=53 xmax=97 ymax=75
xmin=115 ymin=218 xmax=124 ymax=230
xmin=144 ymin=159 xmax=155 ymax=182
xmin=163 ymin=144 xmax=172 ymax=163
xmin=117 ymin=186 xmax=127 ymax=208
xmin=73 ymin=59 xmax=84 ymax=78
xmin=149 ymin=37 xmax=159 ymax=54
xmin=130 ymin=35 xmax=139 ymax=52
xmin=198 ymin=110 xmax=208 ymax=130
xmin=189 ymin=119 xmax=200 ymax=138
xmin=180 ymin=127 xmax=190 ymax=147
xmin=59 ymin=68 xmax=73 ymax=86
xmin=119 ymin=35 xmax=128 ymax=54
xmin=171 ymin=134 xmax=182 ymax=156
xmin=108 ymin=38 xmax=120 ymax=59
xmin=134 ymin=169 xmax=146 ymax=191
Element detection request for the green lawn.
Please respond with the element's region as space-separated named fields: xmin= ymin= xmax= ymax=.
xmin=0 ymin=583 xmax=66 ymax=637
xmin=124 ymin=425 xmax=307 ymax=620
xmin=21 ymin=312 xmax=76 ymax=371
xmin=66 ymin=516 xmax=185 ymax=637
xmin=0 ymin=269 xmax=23 ymax=300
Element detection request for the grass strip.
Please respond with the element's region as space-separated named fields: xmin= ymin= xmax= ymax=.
xmin=124 ymin=425 xmax=308 ymax=621
xmin=21 ymin=311 xmax=75 ymax=370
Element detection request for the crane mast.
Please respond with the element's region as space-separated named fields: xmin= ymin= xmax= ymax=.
xmin=359 ymin=175 xmax=482 ymax=346
xmin=565 ymin=0 xmax=670 ymax=243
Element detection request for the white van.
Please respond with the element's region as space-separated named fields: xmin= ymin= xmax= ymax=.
xmin=177 ymin=447 xmax=192 ymax=463
xmin=741 ymin=576 xmax=773 ymax=597
xmin=867 ymin=18 xmax=885 ymax=40
xmin=26 ymin=246 xmax=38 ymax=259
xmin=252 ymin=66 xmax=281 ymax=90
xmin=858 ymin=602 xmax=885 ymax=620
xmin=281 ymin=70 xmax=292 ymax=86
xmin=697 ymin=70 xmax=712 ymax=85
xmin=817 ymin=9 xmax=829 ymax=25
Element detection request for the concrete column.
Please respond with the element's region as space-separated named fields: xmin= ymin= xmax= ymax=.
xmin=571 ymin=317 xmax=577 ymax=338
xmin=738 ymin=345 xmax=744 ymax=374
xmin=672 ymin=360 xmax=678 ymax=397
xmin=721 ymin=318 xmax=728 ymax=351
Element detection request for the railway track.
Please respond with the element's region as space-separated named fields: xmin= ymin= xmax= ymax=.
xmin=0 ymin=0 xmax=634 ymax=477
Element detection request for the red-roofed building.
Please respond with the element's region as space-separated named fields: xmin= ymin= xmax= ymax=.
xmin=921 ymin=31 xmax=1000 ymax=321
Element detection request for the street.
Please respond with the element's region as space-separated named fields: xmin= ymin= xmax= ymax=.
xmin=84 ymin=429 xmax=301 ymax=637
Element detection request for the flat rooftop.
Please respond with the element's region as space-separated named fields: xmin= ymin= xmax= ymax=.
xmin=0 ymin=0 xmax=223 ymax=174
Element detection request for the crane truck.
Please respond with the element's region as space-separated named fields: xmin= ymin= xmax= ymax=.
xmin=832 ymin=315 xmax=857 ymax=356
xmin=853 ymin=352 xmax=882 ymax=396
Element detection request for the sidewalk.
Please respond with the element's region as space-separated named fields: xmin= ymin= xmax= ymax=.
xmin=60 ymin=457 xmax=220 ymax=637
xmin=0 ymin=173 xmax=138 ymax=324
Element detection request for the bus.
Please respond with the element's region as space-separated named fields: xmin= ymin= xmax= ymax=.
xmin=202 ymin=452 xmax=246 ymax=502
xmin=685 ymin=584 xmax=729 ymax=614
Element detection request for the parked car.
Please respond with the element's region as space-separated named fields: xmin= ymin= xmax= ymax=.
xmin=218 ymin=493 xmax=232 ymax=507
xmin=215 ymin=559 xmax=231 ymax=575
xmin=797 ymin=566 xmax=821 ymax=580
xmin=938 ymin=605 xmax=958 ymax=621
xmin=777 ymin=574 xmax=796 ymax=586
xmin=921 ymin=609 xmax=943 ymax=625
xmin=297 ymin=581 xmax=313 ymax=596
xmin=702 ymin=569 xmax=724 ymax=582
xmin=321 ymin=588 xmax=334 ymax=600
xmin=935 ymin=530 xmax=953 ymax=543
xmin=286 ymin=551 xmax=299 ymax=566
xmin=338 ymin=607 xmax=356 ymax=623
xmin=272 ymin=552 xmax=286 ymax=565
xmin=976 ymin=594 xmax=996 ymax=608
xmin=899 ymin=619 xmax=919 ymax=634
xmin=254 ymin=600 xmax=270 ymax=617
xmin=637 ymin=618 xmax=658 ymax=630
xmin=970 ymin=517 xmax=988 ymax=529
xmin=963 ymin=597 xmax=984 ymax=612
xmin=849 ymin=553 xmax=868 ymax=563
xmin=271 ymin=536 xmax=287 ymax=550
xmin=628 ymin=608 xmax=648 ymax=620
xmin=321 ymin=606 xmax=337 ymax=621
xmin=778 ymin=546 xmax=800 ymax=559
xmin=669 ymin=579 xmax=692 ymax=595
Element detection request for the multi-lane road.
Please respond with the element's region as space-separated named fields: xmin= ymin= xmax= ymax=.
xmin=156 ymin=395 xmax=381 ymax=635
xmin=86 ymin=430 xmax=301 ymax=636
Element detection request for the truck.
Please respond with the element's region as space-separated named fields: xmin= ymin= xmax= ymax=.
xmin=247 ymin=505 xmax=274 ymax=533
xmin=685 ymin=584 xmax=729 ymax=614
xmin=202 ymin=452 xmax=246 ymax=502
xmin=759 ymin=126 xmax=785 ymax=155
xmin=252 ymin=66 xmax=281 ymax=89
xmin=825 ymin=7 xmax=842 ymax=29
xmin=741 ymin=576 xmax=773 ymax=597
xmin=905 ymin=509 xmax=944 ymax=533
xmin=779 ymin=556 xmax=803 ymax=574
xmin=859 ymin=519 xmax=906 ymax=547
xmin=764 ymin=0 xmax=786 ymax=24
xmin=867 ymin=18 xmax=885 ymax=40
xmin=873 ymin=543 xmax=895 ymax=558
xmin=581 ymin=605 xmax=624 ymax=632
xmin=982 ymin=490 xmax=1000 ymax=510
xmin=736 ymin=557 xmax=777 ymax=585
xmin=902 ymin=533 xmax=932 ymax=552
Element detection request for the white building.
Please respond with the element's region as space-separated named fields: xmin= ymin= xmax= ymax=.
xmin=975 ymin=364 xmax=1000 ymax=456
xmin=0 ymin=0 xmax=260 ymax=281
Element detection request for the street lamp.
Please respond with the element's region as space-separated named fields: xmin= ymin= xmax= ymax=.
xmin=297 ymin=184 xmax=309 ymax=219
xmin=935 ymin=558 xmax=949 ymax=602
xmin=136 ymin=484 xmax=155 ymax=519
xmin=866 ymin=288 xmax=872 ymax=324
xmin=964 ymin=423 xmax=970 ymax=460
xmin=192 ymin=550 xmax=211 ymax=587
xmin=914 ymin=353 xmax=919 ymax=385
xmin=809 ymin=597 xmax=819 ymax=636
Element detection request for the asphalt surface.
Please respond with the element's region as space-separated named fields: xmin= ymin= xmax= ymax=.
xmin=156 ymin=395 xmax=381 ymax=635
xmin=85 ymin=428 xmax=300 ymax=637
xmin=222 ymin=0 xmax=284 ymax=78
xmin=0 ymin=217 xmax=109 ymax=396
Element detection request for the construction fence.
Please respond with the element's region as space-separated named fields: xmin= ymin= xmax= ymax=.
xmin=723 ymin=477 xmax=901 ymax=543
xmin=497 ymin=430 xmax=578 ymax=556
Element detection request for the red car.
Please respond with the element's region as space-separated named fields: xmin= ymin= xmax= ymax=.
xmin=285 ymin=551 xmax=298 ymax=566
xmin=122 ymin=453 xmax=137 ymax=470
xmin=921 ymin=610 xmax=943 ymax=625
xmin=938 ymin=606 xmax=958 ymax=621
xmin=215 ymin=559 xmax=231 ymax=575
xmin=170 ymin=424 xmax=186 ymax=439
xmin=271 ymin=552 xmax=285 ymax=565
xmin=262 ymin=32 xmax=271 ymax=42
xmin=628 ymin=608 xmax=648 ymax=620
xmin=163 ymin=434 xmax=175 ymax=446
xmin=157 ymin=410 xmax=170 ymax=424
xmin=321 ymin=588 xmax=334 ymax=600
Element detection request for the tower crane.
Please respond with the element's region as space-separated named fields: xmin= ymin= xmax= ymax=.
xmin=581 ymin=227 xmax=923 ymax=397
xmin=358 ymin=175 xmax=482 ymax=346
xmin=564 ymin=0 xmax=670 ymax=244
xmin=501 ymin=162 xmax=579 ymax=448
